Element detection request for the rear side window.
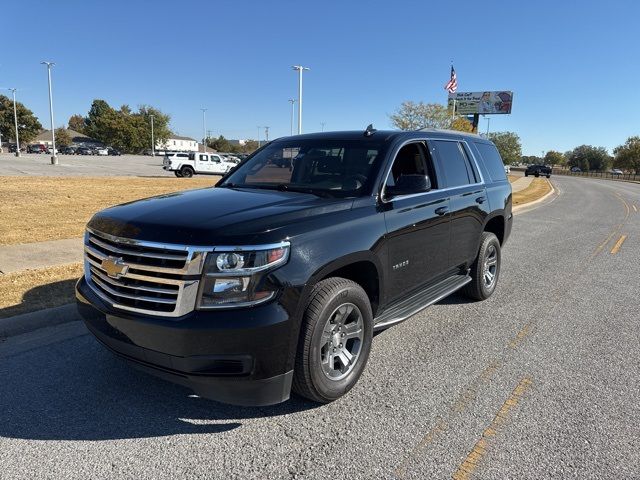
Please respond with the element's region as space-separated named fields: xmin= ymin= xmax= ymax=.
xmin=475 ymin=142 xmax=507 ymax=181
xmin=432 ymin=140 xmax=475 ymax=188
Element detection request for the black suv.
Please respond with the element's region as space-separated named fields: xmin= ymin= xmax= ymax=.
xmin=76 ymin=128 xmax=512 ymax=406
xmin=525 ymin=164 xmax=551 ymax=178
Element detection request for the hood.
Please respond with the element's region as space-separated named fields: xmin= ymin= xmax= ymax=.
xmin=88 ymin=186 xmax=353 ymax=245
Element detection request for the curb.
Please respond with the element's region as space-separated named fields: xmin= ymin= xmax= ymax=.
xmin=0 ymin=303 xmax=80 ymax=339
xmin=512 ymin=178 xmax=556 ymax=215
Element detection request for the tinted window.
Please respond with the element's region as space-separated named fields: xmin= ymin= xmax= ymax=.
xmin=221 ymin=138 xmax=387 ymax=197
xmin=475 ymin=142 xmax=507 ymax=181
xmin=199 ymin=154 xmax=208 ymax=161
xmin=432 ymin=140 xmax=472 ymax=187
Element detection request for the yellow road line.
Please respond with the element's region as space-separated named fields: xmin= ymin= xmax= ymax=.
xmin=610 ymin=235 xmax=627 ymax=254
xmin=592 ymin=194 xmax=631 ymax=257
xmin=452 ymin=377 xmax=533 ymax=480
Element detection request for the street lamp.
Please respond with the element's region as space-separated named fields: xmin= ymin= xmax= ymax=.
xmin=8 ymin=88 xmax=20 ymax=157
xmin=149 ymin=114 xmax=155 ymax=157
xmin=291 ymin=65 xmax=310 ymax=134
xmin=200 ymin=108 xmax=207 ymax=152
xmin=41 ymin=61 xmax=57 ymax=165
xmin=320 ymin=122 xmax=326 ymax=132
xmin=264 ymin=126 xmax=270 ymax=142
xmin=485 ymin=116 xmax=491 ymax=136
xmin=257 ymin=126 xmax=261 ymax=148
xmin=288 ymin=99 xmax=296 ymax=136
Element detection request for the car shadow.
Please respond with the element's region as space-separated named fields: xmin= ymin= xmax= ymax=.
xmin=435 ymin=291 xmax=474 ymax=305
xmin=0 ymin=329 xmax=318 ymax=442
xmin=0 ymin=278 xmax=78 ymax=320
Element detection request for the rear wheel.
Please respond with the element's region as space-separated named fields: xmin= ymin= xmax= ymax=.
xmin=524 ymin=172 xmax=529 ymax=177
xmin=293 ymin=277 xmax=373 ymax=403
xmin=174 ymin=170 xmax=183 ymax=178
xmin=180 ymin=166 xmax=194 ymax=178
xmin=463 ymin=232 xmax=501 ymax=301
xmin=546 ymin=174 xmax=551 ymax=178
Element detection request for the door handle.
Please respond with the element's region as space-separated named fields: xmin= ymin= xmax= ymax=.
xmin=435 ymin=206 xmax=449 ymax=216
xmin=475 ymin=196 xmax=486 ymax=204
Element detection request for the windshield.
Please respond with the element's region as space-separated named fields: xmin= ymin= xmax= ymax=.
xmin=220 ymin=138 xmax=387 ymax=197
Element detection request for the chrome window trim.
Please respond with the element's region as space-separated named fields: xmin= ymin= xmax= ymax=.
xmin=380 ymin=137 xmax=485 ymax=204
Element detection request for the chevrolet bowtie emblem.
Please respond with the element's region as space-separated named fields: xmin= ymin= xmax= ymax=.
xmin=102 ymin=256 xmax=129 ymax=279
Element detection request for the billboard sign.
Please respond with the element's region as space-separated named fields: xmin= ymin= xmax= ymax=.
xmin=448 ymin=91 xmax=513 ymax=115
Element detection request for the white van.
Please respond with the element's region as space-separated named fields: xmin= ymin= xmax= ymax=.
xmin=163 ymin=152 xmax=236 ymax=177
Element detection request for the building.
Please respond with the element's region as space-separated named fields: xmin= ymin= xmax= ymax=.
xmin=33 ymin=128 xmax=99 ymax=146
xmin=157 ymin=135 xmax=198 ymax=152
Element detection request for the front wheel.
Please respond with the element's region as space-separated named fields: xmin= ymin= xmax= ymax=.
xmin=524 ymin=172 xmax=529 ymax=177
xmin=463 ymin=232 xmax=501 ymax=301
xmin=174 ymin=170 xmax=183 ymax=177
xmin=293 ymin=278 xmax=373 ymax=403
xmin=546 ymin=174 xmax=551 ymax=178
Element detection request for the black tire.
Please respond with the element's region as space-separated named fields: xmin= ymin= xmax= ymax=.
xmin=524 ymin=172 xmax=528 ymax=177
xmin=174 ymin=170 xmax=183 ymax=178
xmin=534 ymin=172 xmax=540 ymax=177
xmin=292 ymin=277 xmax=373 ymax=403
xmin=546 ymin=174 xmax=550 ymax=178
xmin=463 ymin=232 xmax=501 ymax=301
xmin=180 ymin=166 xmax=194 ymax=178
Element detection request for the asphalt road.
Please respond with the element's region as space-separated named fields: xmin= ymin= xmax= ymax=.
xmin=0 ymin=175 xmax=638 ymax=479
xmin=0 ymin=152 xmax=171 ymax=176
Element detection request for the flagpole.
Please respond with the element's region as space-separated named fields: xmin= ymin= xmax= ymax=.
xmin=452 ymin=99 xmax=456 ymax=121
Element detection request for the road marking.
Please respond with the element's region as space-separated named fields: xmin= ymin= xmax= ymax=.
xmin=592 ymin=194 xmax=631 ymax=257
xmin=633 ymin=205 xmax=638 ymax=213
xmin=610 ymin=235 xmax=627 ymax=254
xmin=509 ymin=321 xmax=533 ymax=349
xmin=452 ymin=377 xmax=533 ymax=480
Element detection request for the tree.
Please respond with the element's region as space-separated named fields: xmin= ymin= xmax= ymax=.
xmin=613 ymin=136 xmax=640 ymax=173
xmin=567 ymin=145 xmax=611 ymax=171
xmin=0 ymin=94 xmax=43 ymax=145
xmin=207 ymin=135 xmax=236 ymax=153
xmin=390 ymin=101 xmax=472 ymax=132
xmin=241 ymin=140 xmax=259 ymax=153
xmin=487 ymin=132 xmax=522 ymax=165
xmin=55 ymin=128 xmax=72 ymax=147
xmin=83 ymin=99 xmax=172 ymax=153
xmin=521 ymin=155 xmax=542 ymax=165
xmin=544 ymin=150 xmax=565 ymax=167
xmin=67 ymin=114 xmax=87 ymax=133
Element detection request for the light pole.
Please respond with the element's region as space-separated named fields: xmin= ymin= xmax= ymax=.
xmin=291 ymin=65 xmax=309 ymax=134
xmin=320 ymin=122 xmax=326 ymax=132
xmin=264 ymin=126 xmax=270 ymax=142
xmin=257 ymin=126 xmax=261 ymax=148
xmin=41 ymin=61 xmax=57 ymax=165
xmin=485 ymin=116 xmax=491 ymax=136
xmin=149 ymin=114 xmax=155 ymax=157
xmin=288 ymin=99 xmax=296 ymax=136
xmin=9 ymin=88 xmax=20 ymax=157
xmin=200 ymin=108 xmax=207 ymax=152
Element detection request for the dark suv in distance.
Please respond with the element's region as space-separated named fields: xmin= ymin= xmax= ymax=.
xmin=525 ymin=164 xmax=551 ymax=178
xmin=76 ymin=128 xmax=512 ymax=406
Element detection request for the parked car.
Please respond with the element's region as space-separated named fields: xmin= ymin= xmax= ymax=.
xmin=570 ymin=166 xmax=582 ymax=173
xmin=610 ymin=169 xmax=623 ymax=175
xmin=27 ymin=144 xmax=47 ymax=154
xmin=107 ymin=147 xmax=121 ymax=156
xmin=46 ymin=147 xmax=58 ymax=155
xmin=76 ymin=146 xmax=92 ymax=155
xmin=163 ymin=152 xmax=236 ymax=177
xmin=525 ymin=164 xmax=551 ymax=178
xmin=504 ymin=165 xmax=511 ymax=174
xmin=76 ymin=127 xmax=512 ymax=406
xmin=60 ymin=146 xmax=76 ymax=155
xmin=96 ymin=147 xmax=109 ymax=156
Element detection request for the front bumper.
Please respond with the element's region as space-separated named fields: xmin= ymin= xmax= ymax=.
xmin=76 ymin=276 xmax=295 ymax=406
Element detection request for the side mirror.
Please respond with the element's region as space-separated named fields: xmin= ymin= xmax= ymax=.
xmin=386 ymin=174 xmax=431 ymax=197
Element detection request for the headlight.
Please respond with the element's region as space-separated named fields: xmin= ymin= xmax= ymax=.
xmin=197 ymin=243 xmax=290 ymax=309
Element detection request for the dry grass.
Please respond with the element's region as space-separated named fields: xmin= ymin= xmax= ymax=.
xmin=512 ymin=178 xmax=552 ymax=206
xmin=508 ymin=175 xmax=520 ymax=183
xmin=0 ymin=263 xmax=83 ymax=319
xmin=0 ymin=176 xmax=218 ymax=246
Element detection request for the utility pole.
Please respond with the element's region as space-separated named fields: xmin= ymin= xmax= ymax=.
xmin=149 ymin=114 xmax=155 ymax=157
xmin=320 ymin=122 xmax=326 ymax=132
xmin=291 ymin=65 xmax=309 ymax=134
xmin=288 ymin=99 xmax=296 ymax=136
xmin=257 ymin=126 xmax=261 ymax=148
xmin=9 ymin=88 xmax=20 ymax=157
xmin=200 ymin=108 xmax=207 ymax=152
xmin=485 ymin=116 xmax=491 ymax=136
xmin=264 ymin=126 xmax=270 ymax=142
xmin=41 ymin=61 xmax=57 ymax=165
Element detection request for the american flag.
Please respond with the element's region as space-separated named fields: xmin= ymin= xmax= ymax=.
xmin=444 ymin=66 xmax=457 ymax=93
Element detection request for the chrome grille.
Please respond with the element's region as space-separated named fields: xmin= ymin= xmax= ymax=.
xmin=84 ymin=228 xmax=207 ymax=317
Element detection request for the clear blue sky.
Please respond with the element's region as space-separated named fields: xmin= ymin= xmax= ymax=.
xmin=3 ymin=0 xmax=638 ymax=155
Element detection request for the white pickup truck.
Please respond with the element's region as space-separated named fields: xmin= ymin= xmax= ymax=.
xmin=163 ymin=152 xmax=237 ymax=177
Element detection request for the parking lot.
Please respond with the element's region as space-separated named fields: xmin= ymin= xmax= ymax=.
xmin=0 ymin=152 xmax=172 ymax=177
xmin=1 ymin=175 xmax=638 ymax=479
